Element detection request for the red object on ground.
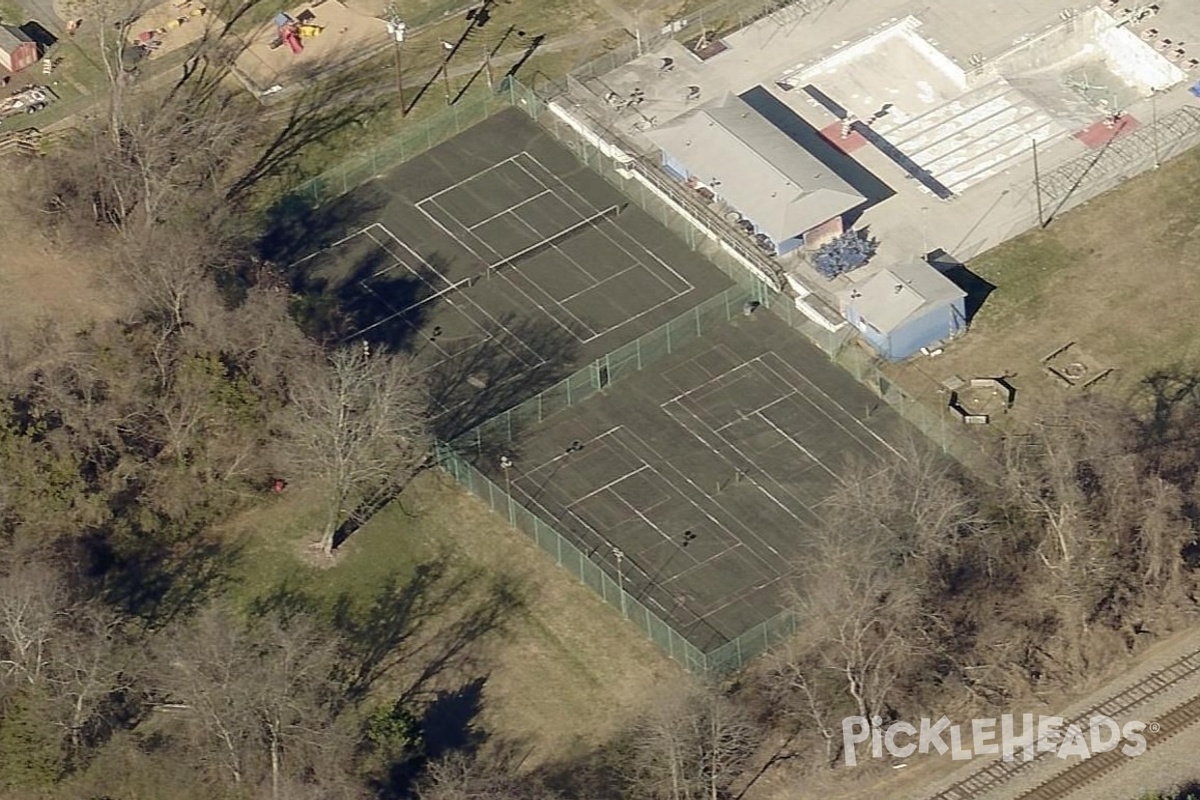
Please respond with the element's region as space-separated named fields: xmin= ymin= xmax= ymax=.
xmin=1075 ymin=114 xmax=1141 ymax=149
xmin=271 ymin=478 xmax=287 ymax=494
xmin=819 ymin=120 xmax=869 ymax=154
xmin=282 ymin=25 xmax=303 ymax=53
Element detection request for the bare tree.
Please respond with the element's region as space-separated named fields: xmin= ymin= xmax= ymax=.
xmin=625 ymin=683 xmax=760 ymax=800
xmin=418 ymin=751 xmax=559 ymax=800
xmin=285 ymin=343 xmax=429 ymax=556
xmin=789 ymin=519 xmax=923 ymax=726
xmin=154 ymin=604 xmax=353 ymax=799
xmin=0 ymin=559 xmax=64 ymax=688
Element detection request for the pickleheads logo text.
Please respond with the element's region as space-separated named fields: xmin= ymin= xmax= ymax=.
xmin=840 ymin=714 xmax=1152 ymax=767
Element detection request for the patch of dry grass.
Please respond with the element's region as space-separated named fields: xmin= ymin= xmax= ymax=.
xmin=891 ymin=146 xmax=1200 ymax=419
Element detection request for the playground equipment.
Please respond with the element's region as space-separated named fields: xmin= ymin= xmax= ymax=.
xmin=272 ymin=12 xmax=323 ymax=54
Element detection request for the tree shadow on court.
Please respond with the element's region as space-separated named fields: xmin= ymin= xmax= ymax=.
xmin=258 ymin=182 xmax=390 ymax=270
xmin=428 ymin=312 xmax=581 ymax=447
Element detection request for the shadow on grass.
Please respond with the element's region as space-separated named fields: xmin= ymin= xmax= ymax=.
xmin=332 ymin=556 xmax=524 ymax=704
xmin=78 ymin=521 xmax=243 ymax=629
xmin=927 ymin=248 xmax=996 ymax=321
xmin=228 ymin=57 xmax=399 ymax=205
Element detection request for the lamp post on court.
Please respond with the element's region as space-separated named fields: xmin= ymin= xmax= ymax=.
xmin=384 ymin=4 xmax=407 ymax=116
xmin=613 ymin=547 xmax=628 ymax=619
xmin=500 ymin=455 xmax=514 ymax=522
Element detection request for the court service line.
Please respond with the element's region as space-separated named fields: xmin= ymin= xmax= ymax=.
xmin=363 ymin=223 xmax=456 ymax=289
xmin=612 ymin=427 xmax=791 ymax=576
xmin=466 ymin=189 xmax=554 ymax=231
xmin=515 ymin=153 xmax=694 ymax=293
xmin=756 ymin=353 xmax=903 ymax=459
xmin=371 ymin=224 xmax=545 ymax=368
xmin=421 ymin=154 xmax=695 ymax=344
xmin=660 ymin=397 xmax=818 ymax=524
xmin=415 ymin=152 xmax=532 ymax=204
xmin=565 ymin=463 xmax=651 ymax=507
xmin=510 ymin=425 xmax=624 ymax=482
xmin=418 ymin=196 xmax=599 ymax=342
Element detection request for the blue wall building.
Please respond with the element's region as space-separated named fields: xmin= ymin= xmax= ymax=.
xmin=839 ymin=262 xmax=967 ymax=361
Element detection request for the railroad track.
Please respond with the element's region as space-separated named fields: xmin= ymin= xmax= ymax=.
xmin=1018 ymin=690 xmax=1200 ymax=799
xmin=924 ymin=648 xmax=1200 ymax=800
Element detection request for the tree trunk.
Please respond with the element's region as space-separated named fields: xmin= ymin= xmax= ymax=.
xmin=270 ymin=728 xmax=281 ymax=800
xmin=320 ymin=490 xmax=343 ymax=556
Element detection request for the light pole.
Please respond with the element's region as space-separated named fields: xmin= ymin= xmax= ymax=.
xmin=612 ymin=547 xmax=627 ymax=619
xmin=384 ymin=4 xmax=407 ymax=116
xmin=1031 ymin=136 xmax=1046 ymax=228
xmin=500 ymin=455 xmax=514 ymax=523
xmin=440 ymin=40 xmax=454 ymax=105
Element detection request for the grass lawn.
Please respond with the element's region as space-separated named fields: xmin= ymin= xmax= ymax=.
xmin=225 ymin=470 xmax=677 ymax=766
xmin=891 ymin=145 xmax=1200 ymax=420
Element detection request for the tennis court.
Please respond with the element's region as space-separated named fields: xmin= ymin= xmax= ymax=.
xmin=288 ymin=110 xmax=731 ymax=423
xmin=489 ymin=312 xmax=911 ymax=651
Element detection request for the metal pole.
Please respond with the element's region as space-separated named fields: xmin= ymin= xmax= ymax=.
xmin=385 ymin=7 xmax=407 ymax=116
xmin=613 ymin=547 xmax=628 ymax=619
xmin=1031 ymin=137 xmax=1046 ymax=228
xmin=1152 ymin=90 xmax=1160 ymax=169
xmin=439 ymin=40 xmax=454 ymax=105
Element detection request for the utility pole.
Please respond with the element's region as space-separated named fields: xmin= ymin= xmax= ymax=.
xmin=440 ymin=40 xmax=454 ymax=104
xmin=1031 ymin=137 xmax=1046 ymax=228
xmin=1152 ymin=89 xmax=1161 ymax=169
xmin=385 ymin=4 xmax=407 ymax=116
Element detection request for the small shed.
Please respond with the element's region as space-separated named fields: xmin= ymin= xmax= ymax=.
xmin=839 ymin=261 xmax=967 ymax=362
xmin=0 ymin=25 xmax=37 ymax=74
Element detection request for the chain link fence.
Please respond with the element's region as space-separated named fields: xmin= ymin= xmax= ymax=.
xmin=452 ymin=283 xmax=763 ymax=457
xmin=1039 ymin=105 xmax=1200 ymax=216
xmin=287 ymin=88 xmax=513 ymax=206
xmin=281 ymin=71 xmax=988 ymax=674
xmin=504 ymin=77 xmax=991 ymax=472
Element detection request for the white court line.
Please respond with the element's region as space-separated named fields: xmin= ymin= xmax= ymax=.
xmin=364 ymin=223 xmax=455 ymax=288
xmin=511 ymin=425 xmax=623 ymax=483
xmin=467 ymin=189 xmax=553 ymax=231
xmin=416 ymin=154 xmax=530 ymax=204
xmin=660 ymin=396 xmax=819 ymax=521
xmin=565 ymin=463 xmax=650 ymax=507
xmin=417 ymin=151 xmax=698 ymax=344
xmin=365 ymin=223 xmax=545 ymax=368
xmin=613 ymin=427 xmax=791 ymax=572
xmin=422 ymin=195 xmax=599 ymax=341
xmin=754 ymin=353 xmax=904 ymax=459
xmin=515 ymin=153 xmax=694 ymax=293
